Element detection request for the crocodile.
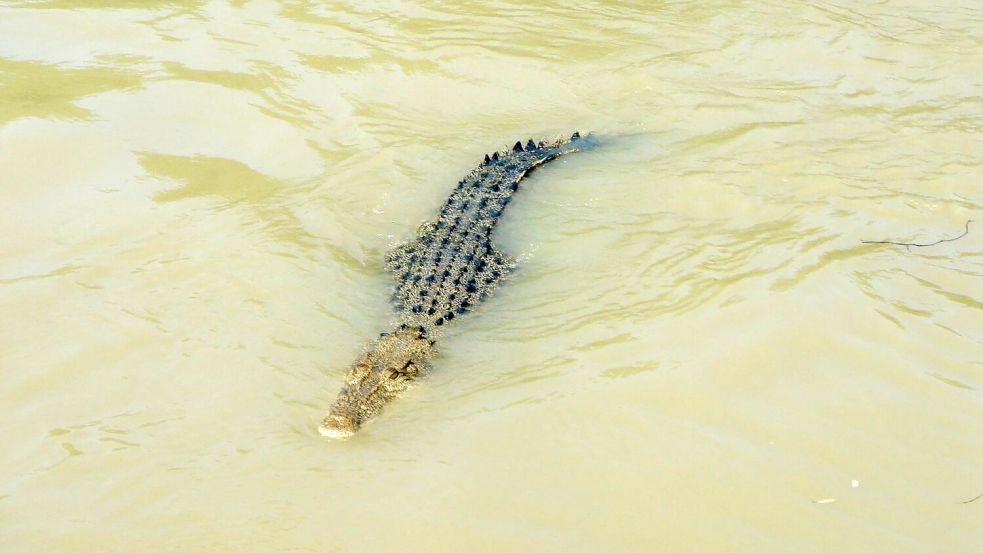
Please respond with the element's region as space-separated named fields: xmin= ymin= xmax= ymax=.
xmin=319 ymin=132 xmax=598 ymax=438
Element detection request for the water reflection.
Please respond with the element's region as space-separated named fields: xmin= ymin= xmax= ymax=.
xmin=0 ymin=58 xmax=143 ymax=124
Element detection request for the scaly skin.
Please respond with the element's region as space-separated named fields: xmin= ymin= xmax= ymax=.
xmin=320 ymin=132 xmax=597 ymax=438
xmin=319 ymin=326 xmax=433 ymax=438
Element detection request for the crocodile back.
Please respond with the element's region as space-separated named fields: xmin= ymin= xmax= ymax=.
xmin=385 ymin=133 xmax=595 ymax=332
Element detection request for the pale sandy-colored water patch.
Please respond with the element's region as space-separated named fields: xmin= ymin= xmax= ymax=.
xmin=1 ymin=1 xmax=981 ymax=551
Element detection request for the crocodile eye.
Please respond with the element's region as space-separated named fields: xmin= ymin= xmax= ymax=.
xmin=401 ymin=362 xmax=419 ymax=377
xmin=348 ymin=362 xmax=371 ymax=385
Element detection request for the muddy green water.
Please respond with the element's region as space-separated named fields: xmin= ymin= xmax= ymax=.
xmin=1 ymin=1 xmax=982 ymax=551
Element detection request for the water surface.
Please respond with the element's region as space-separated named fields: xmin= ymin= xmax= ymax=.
xmin=1 ymin=1 xmax=981 ymax=551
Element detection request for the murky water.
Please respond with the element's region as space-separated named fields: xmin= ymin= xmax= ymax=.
xmin=2 ymin=1 xmax=981 ymax=551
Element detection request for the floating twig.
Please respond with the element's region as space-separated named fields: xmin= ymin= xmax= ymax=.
xmin=862 ymin=220 xmax=973 ymax=250
xmin=959 ymin=491 xmax=983 ymax=504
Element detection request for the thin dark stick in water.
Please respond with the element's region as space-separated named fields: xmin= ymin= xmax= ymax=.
xmin=959 ymin=491 xmax=983 ymax=504
xmin=861 ymin=220 xmax=973 ymax=250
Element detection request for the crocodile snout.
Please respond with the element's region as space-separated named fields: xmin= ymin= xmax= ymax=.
xmin=319 ymin=413 xmax=358 ymax=439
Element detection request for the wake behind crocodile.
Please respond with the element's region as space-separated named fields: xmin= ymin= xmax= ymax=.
xmin=320 ymin=132 xmax=600 ymax=438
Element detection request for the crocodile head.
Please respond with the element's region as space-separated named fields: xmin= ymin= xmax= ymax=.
xmin=320 ymin=326 xmax=433 ymax=438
